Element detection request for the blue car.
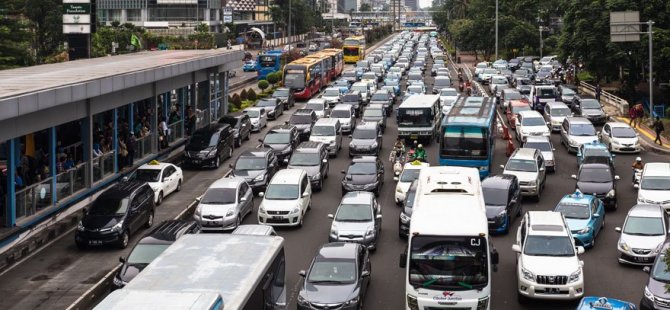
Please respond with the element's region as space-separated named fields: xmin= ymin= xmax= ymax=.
xmin=242 ymin=60 xmax=256 ymax=72
xmin=553 ymin=190 xmax=605 ymax=248
xmin=333 ymin=79 xmax=350 ymax=94
xmin=576 ymin=297 xmax=636 ymax=310
xmin=355 ymin=67 xmax=365 ymax=79
xmin=577 ymin=141 xmax=615 ymax=166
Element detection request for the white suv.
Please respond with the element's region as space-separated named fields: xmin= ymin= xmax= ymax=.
xmin=516 ymin=110 xmax=550 ymax=143
xmin=258 ymin=169 xmax=312 ymax=227
xmin=636 ymin=162 xmax=670 ymax=210
xmin=501 ymin=148 xmax=546 ymax=200
xmin=513 ymin=211 xmax=585 ymax=302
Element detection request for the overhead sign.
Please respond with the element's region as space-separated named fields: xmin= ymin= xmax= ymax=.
xmin=63 ymin=24 xmax=91 ymax=34
xmin=610 ymin=11 xmax=640 ymax=42
xmin=63 ymin=14 xmax=91 ymax=24
xmin=63 ymin=0 xmax=89 ymax=2
xmin=157 ymin=0 xmax=197 ymax=4
xmin=224 ymin=7 xmax=233 ymax=23
xmin=63 ymin=3 xmax=91 ymax=14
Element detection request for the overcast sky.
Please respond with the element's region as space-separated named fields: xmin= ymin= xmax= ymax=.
xmin=419 ymin=0 xmax=431 ymax=8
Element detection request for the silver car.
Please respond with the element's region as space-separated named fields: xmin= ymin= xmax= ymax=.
xmin=328 ymin=191 xmax=382 ymax=250
xmin=616 ymin=204 xmax=667 ymax=265
xmin=523 ymin=136 xmax=556 ymax=172
xmin=194 ymin=177 xmax=254 ymax=231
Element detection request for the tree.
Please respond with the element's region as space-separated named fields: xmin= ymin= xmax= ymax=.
xmin=258 ymin=80 xmax=270 ymax=92
xmin=267 ymin=72 xmax=279 ymax=86
xmin=231 ymin=94 xmax=242 ymax=110
xmin=240 ymin=89 xmax=248 ymax=101
xmin=0 ymin=0 xmax=33 ymax=69
xmin=247 ymin=89 xmax=257 ymax=101
xmin=359 ymin=3 xmax=372 ymax=11
xmin=195 ymin=23 xmax=209 ymax=33
xmin=25 ymin=0 xmax=64 ymax=63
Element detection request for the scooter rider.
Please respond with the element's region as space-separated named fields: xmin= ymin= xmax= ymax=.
xmin=412 ymin=144 xmax=427 ymax=162
xmin=632 ymin=157 xmax=644 ymax=182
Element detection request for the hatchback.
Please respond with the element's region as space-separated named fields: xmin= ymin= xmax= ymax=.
xmin=349 ymin=123 xmax=382 ymax=157
xmin=229 ymin=148 xmax=278 ymax=193
xmin=515 ymin=110 xmax=550 ymax=143
xmin=599 ymin=122 xmax=641 ymax=153
xmin=501 ymin=148 xmax=546 ymax=200
xmin=572 ymin=163 xmax=619 ymax=210
xmin=483 ymin=174 xmax=522 ymax=234
xmin=560 ymin=117 xmax=599 ymax=153
xmin=194 ymin=177 xmax=254 ymax=231
xmin=341 ymin=156 xmax=384 ymax=196
xmin=256 ymin=98 xmax=284 ymax=120
xmin=288 ymin=141 xmax=329 ymax=190
xmin=572 ymin=96 xmax=606 ymax=125
xmin=641 ymin=240 xmax=670 ymax=309
xmin=328 ymin=192 xmax=382 ymax=250
xmin=636 ymin=162 xmax=670 ymax=211
xmin=616 ymin=204 xmax=667 ymax=265
xmin=258 ymin=169 xmax=312 ymax=227
xmin=362 ymin=104 xmax=387 ymax=132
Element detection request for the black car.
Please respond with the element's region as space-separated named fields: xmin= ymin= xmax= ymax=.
xmin=257 ymin=98 xmax=284 ymax=120
xmin=272 ymin=87 xmax=295 ymax=109
xmin=219 ymin=114 xmax=251 ymax=147
xmin=259 ymin=124 xmax=300 ymax=163
xmin=297 ymin=242 xmax=370 ymax=310
xmin=287 ymin=141 xmax=329 ymax=190
xmin=349 ymin=123 xmax=382 ymax=157
xmin=398 ymin=180 xmax=418 ymax=239
xmin=113 ymin=220 xmax=200 ymax=288
xmin=572 ymin=95 xmax=607 ymax=125
xmin=482 ymin=174 xmax=522 ymax=234
xmin=75 ymin=181 xmax=155 ymax=249
xmin=290 ymin=109 xmax=318 ymax=141
xmin=229 ymin=148 xmax=278 ymax=194
xmin=183 ymin=123 xmax=235 ymax=169
xmin=341 ymin=156 xmax=384 ymax=196
xmin=572 ymin=163 xmax=620 ymax=210
xmin=342 ymin=91 xmax=363 ymax=117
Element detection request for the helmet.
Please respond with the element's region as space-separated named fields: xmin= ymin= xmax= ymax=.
xmin=418 ymin=144 xmax=423 ymax=149
xmin=636 ymin=157 xmax=642 ymax=162
xmin=413 ymin=140 xmax=418 ymax=145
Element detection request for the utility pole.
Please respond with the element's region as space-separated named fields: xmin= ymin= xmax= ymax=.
xmin=288 ymin=0 xmax=292 ymax=48
xmin=539 ymin=26 xmax=544 ymax=58
xmin=648 ymin=20 xmax=654 ymax=116
xmin=494 ymin=0 xmax=498 ymax=60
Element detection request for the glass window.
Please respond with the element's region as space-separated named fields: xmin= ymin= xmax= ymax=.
xmin=569 ymin=124 xmax=596 ymax=136
xmin=90 ymin=198 xmax=129 ymax=216
xmin=578 ymin=167 xmax=612 ymax=183
xmin=521 ymin=116 xmax=546 ymax=126
xmin=189 ymin=131 xmax=218 ymax=147
xmin=306 ymin=103 xmax=325 ymax=111
xmin=651 ymin=254 xmax=670 ymax=282
xmin=581 ymin=99 xmax=601 ymax=109
xmin=259 ymin=56 xmax=276 ymax=68
xmin=201 ymin=187 xmax=237 ymax=204
xmin=550 ymin=107 xmax=571 ymax=116
xmin=307 ymin=258 xmax=357 ymax=284
xmin=263 ymin=133 xmax=291 ymax=144
xmin=127 ymin=244 xmax=170 ymax=264
xmin=335 ymin=204 xmax=373 ymax=221
xmin=245 ymin=109 xmax=261 ymax=118
xmin=352 ymin=129 xmax=377 ymax=139
xmin=523 ymin=141 xmax=552 ymax=152
xmin=523 ymin=235 xmax=575 ymax=256
xmin=555 ymin=202 xmax=590 ymax=219
xmin=399 ymin=168 xmax=421 ymax=183
xmin=134 ymin=169 xmax=161 ymax=182
xmin=347 ymin=162 xmax=376 ymax=175
xmin=441 ymin=126 xmax=488 ymax=159
xmin=363 ymin=109 xmax=383 ymax=118
xmin=398 ymin=108 xmax=431 ymax=127
xmin=623 ymin=216 xmax=665 ymax=236
xmin=641 ymin=176 xmax=670 ymax=190
xmin=265 ymin=184 xmax=299 ymax=200
xmin=312 ymin=126 xmax=335 ymax=136
xmin=324 ymin=89 xmax=340 ymax=96
xmin=611 ymin=127 xmax=636 ymax=138
xmin=505 ymin=159 xmax=537 ymax=172
xmin=235 ymin=157 xmax=267 ymax=170
xmin=483 ymin=188 xmax=509 ymax=206
xmin=330 ymin=110 xmax=351 ymax=118
xmin=289 ymin=152 xmax=320 ymax=166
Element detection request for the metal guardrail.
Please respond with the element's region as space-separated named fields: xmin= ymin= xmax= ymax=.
xmin=578 ymin=82 xmax=629 ymax=115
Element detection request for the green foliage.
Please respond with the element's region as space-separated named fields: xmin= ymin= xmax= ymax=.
xmin=258 ymin=80 xmax=270 ymax=91
xmin=359 ymin=3 xmax=372 ymax=11
xmin=231 ymin=94 xmax=242 ymax=110
xmin=269 ymin=0 xmax=319 ymax=35
xmin=267 ymin=72 xmax=279 ymax=86
xmin=195 ymin=23 xmax=209 ymax=33
xmin=577 ymin=70 xmax=595 ymax=83
xmin=24 ymin=0 xmax=64 ymax=64
xmin=240 ymin=89 xmax=248 ymax=101
xmin=0 ymin=0 xmax=33 ymax=69
xmin=247 ymin=89 xmax=257 ymax=101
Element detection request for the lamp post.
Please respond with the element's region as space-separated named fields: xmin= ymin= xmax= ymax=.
xmin=539 ymin=26 xmax=545 ymax=58
xmin=288 ymin=0 xmax=292 ymax=48
xmin=494 ymin=0 xmax=498 ymax=60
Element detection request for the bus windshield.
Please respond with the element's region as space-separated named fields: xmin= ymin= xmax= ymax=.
xmin=259 ymin=55 xmax=277 ymax=68
xmin=441 ymin=126 xmax=489 ymax=159
xmin=284 ymin=68 xmax=306 ymax=89
xmin=344 ymin=47 xmax=360 ymax=56
xmin=398 ymin=108 xmax=432 ymax=127
xmin=409 ymin=236 xmax=489 ymax=290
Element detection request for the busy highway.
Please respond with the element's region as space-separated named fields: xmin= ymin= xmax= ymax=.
xmin=1 ymin=31 xmax=667 ymax=310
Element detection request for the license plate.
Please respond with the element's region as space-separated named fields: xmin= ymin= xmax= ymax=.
xmin=273 ymin=216 xmax=282 ymax=220
xmin=206 ymin=222 xmax=218 ymax=226
xmin=545 ymin=288 xmax=560 ymax=294
xmin=193 ymin=160 xmax=200 ymax=164
xmin=635 ymin=256 xmax=648 ymax=263
xmin=89 ymin=240 xmax=102 ymax=245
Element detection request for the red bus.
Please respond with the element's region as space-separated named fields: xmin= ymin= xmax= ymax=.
xmin=315 ymin=49 xmax=344 ymax=79
xmin=283 ymin=58 xmax=324 ymax=100
xmin=304 ymin=54 xmax=332 ymax=86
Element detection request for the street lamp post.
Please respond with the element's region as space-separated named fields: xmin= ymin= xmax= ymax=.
xmin=539 ymin=26 xmax=544 ymax=58
xmin=494 ymin=0 xmax=498 ymax=60
xmin=288 ymin=0 xmax=292 ymax=48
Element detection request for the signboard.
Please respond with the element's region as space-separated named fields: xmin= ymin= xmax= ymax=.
xmin=63 ymin=24 xmax=91 ymax=34
xmin=63 ymin=14 xmax=91 ymax=24
xmin=157 ymin=0 xmax=197 ymax=4
xmin=223 ymin=7 xmax=233 ymax=23
xmin=63 ymin=3 xmax=91 ymax=14
xmin=610 ymin=11 xmax=640 ymax=42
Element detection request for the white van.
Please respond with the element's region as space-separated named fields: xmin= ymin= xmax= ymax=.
xmin=309 ymin=118 xmax=342 ymax=156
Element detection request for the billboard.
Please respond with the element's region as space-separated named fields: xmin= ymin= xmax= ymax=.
xmin=610 ymin=11 xmax=640 ymax=42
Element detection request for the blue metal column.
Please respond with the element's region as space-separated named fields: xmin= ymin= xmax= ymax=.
xmin=49 ymin=127 xmax=57 ymax=205
xmin=128 ymin=103 xmax=134 ymax=135
xmin=178 ymin=88 xmax=185 ymax=136
xmin=6 ymin=139 xmax=16 ymax=227
xmin=223 ymin=72 xmax=229 ymax=115
xmin=113 ymin=108 xmax=118 ymax=173
xmin=163 ymin=92 xmax=169 ymax=121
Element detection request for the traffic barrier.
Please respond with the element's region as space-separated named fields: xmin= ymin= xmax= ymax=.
xmin=578 ymin=82 xmax=629 ymax=115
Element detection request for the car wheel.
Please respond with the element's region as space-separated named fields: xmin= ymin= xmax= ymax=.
xmin=176 ymin=180 xmax=182 ymax=192
xmin=235 ymin=137 xmax=241 ymax=147
xmin=235 ymin=215 xmax=241 ymax=229
xmin=145 ymin=211 xmax=154 ymax=228
xmin=245 ymin=131 xmax=250 ymax=141
xmin=228 ymin=147 xmax=233 ymax=160
xmin=517 ymin=292 xmax=527 ymax=305
xmin=504 ymin=215 xmax=511 ymax=235
xmin=118 ymin=231 xmax=129 ymax=249
xmin=214 ymin=156 xmax=220 ymax=169
xmin=608 ymin=143 xmax=612 ymax=152
xmin=317 ymin=178 xmax=323 ymax=191
xmin=298 ymin=214 xmax=304 ymax=228
xmin=157 ymin=191 xmax=163 ymax=205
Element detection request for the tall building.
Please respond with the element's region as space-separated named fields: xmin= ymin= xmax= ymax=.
xmin=337 ymin=0 xmax=360 ymax=13
xmin=403 ymin=0 xmax=417 ymax=11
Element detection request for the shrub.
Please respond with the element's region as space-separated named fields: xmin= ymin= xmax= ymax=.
xmin=247 ymin=89 xmax=257 ymax=101
xmin=258 ymin=80 xmax=269 ymax=92
xmin=240 ymin=89 xmax=248 ymax=101
xmin=231 ymin=94 xmax=242 ymax=110
xmin=577 ymin=71 xmax=595 ymax=83
xmin=267 ymin=72 xmax=279 ymax=86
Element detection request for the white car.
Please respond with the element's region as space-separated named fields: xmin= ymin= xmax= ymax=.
xmin=479 ymin=68 xmax=499 ymax=84
xmin=305 ymin=98 xmax=329 ymax=119
xmin=258 ymin=169 xmax=312 ymax=227
xmin=543 ymin=101 xmax=572 ymax=132
xmin=615 ymin=204 xmax=667 ymax=265
xmin=516 ymin=110 xmax=550 ymax=143
xmin=489 ymin=75 xmax=509 ymax=95
xmin=133 ymin=160 xmax=183 ymax=205
xmin=637 ymin=162 xmax=670 ymax=210
xmin=599 ymin=122 xmax=641 ymax=153
xmin=474 ymin=62 xmax=489 ymax=76
xmin=243 ymin=107 xmax=267 ymax=132
xmin=394 ymin=161 xmax=429 ymax=205
xmin=321 ymin=87 xmax=341 ymax=107
xmin=438 ymin=88 xmax=460 ymax=114
xmin=513 ymin=211 xmax=585 ymax=302
xmin=501 ymin=148 xmax=546 ymax=199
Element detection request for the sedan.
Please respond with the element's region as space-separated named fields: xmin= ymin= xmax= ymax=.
xmin=297 ymin=242 xmax=371 ymax=310
xmin=483 ymin=174 xmax=521 ymax=234
xmin=194 ymin=177 xmax=254 ymax=231
xmin=599 ymin=122 xmax=641 ymax=153
xmin=341 ymin=156 xmax=384 ymax=196
xmin=131 ymin=160 xmax=183 ymax=205
xmin=554 ymin=191 xmax=605 ymax=248
xmin=256 ymin=98 xmax=284 ymax=120
xmin=242 ymin=60 xmax=256 ymax=72
xmin=229 ymin=149 xmax=278 ymax=194
xmin=616 ymin=204 xmax=667 ymax=265
xmin=328 ymin=191 xmax=382 ymax=250
xmin=572 ymin=163 xmax=620 ymax=210
xmin=349 ymin=124 xmax=382 ymax=157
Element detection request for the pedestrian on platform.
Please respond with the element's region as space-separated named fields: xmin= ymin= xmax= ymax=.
xmin=595 ymin=83 xmax=602 ymax=102
xmin=653 ymin=117 xmax=665 ymax=145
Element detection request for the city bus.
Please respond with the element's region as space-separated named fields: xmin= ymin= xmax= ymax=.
xmin=304 ymin=53 xmax=332 ymax=86
xmin=396 ymin=94 xmax=441 ymax=145
xmin=316 ymin=48 xmax=344 ymax=79
xmin=283 ymin=57 xmax=324 ymax=100
xmin=343 ymin=35 xmax=366 ymax=63
xmin=95 ymin=234 xmax=287 ymax=310
xmin=439 ymin=96 xmax=496 ymax=178
xmin=255 ymin=50 xmax=286 ymax=80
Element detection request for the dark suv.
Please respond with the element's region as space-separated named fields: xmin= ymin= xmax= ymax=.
xmin=341 ymin=156 xmax=384 ymax=196
xmin=349 ymin=122 xmax=382 ymax=157
xmin=75 ymin=181 xmax=155 ymax=249
xmin=219 ymin=114 xmax=251 ymax=147
xmin=113 ymin=220 xmax=200 ymax=288
xmin=230 ymin=148 xmax=279 ymax=194
xmin=257 ymin=98 xmax=284 ymax=120
xmin=290 ymin=109 xmax=318 ymax=141
xmin=482 ymin=174 xmax=521 ymax=234
xmin=272 ymin=87 xmax=295 ymax=109
xmin=342 ymin=91 xmax=362 ymax=117
xmin=287 ymin=141 xmax=329 ymax=190
xmin=571 ymin=95 xmax=607 ymax=125
xmin=184 ymin=123 xmax=235 ymax=169
xmin=259 ymin=124 xmax=300 ymax=163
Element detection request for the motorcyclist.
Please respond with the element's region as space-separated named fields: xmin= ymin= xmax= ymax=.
xmin=392 ymin=138 xmax=405 ymax=160
xmin=412 ymin=144 xmax=427 ymax=162
xmin=632 ymin=157 xmax=644 ymax=170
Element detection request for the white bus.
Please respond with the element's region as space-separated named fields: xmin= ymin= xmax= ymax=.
xmin=95 ymin=234 xmax=287 ymax=310
xmin=397 ymin=94 xmax=441 ymax=144
xmin=400 ymin=203 xmax=498 ymax=310
xmin=414 ymin=166 xmax=485 ymax=212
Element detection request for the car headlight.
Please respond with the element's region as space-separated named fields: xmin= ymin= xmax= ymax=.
xmin=292 ymin=207 xmax=301 ymax=214
xmin=400 ymin=212 xmax=411 ymax=224
xmin=77 ymin=221 xmax=85 ymax=231
xmin=112 ymin=276 xmax=127 ymax=287
xmin=521 ymin=267 xmax=535 ymax=282
xmin=349 ymin=142 xmax=355 ymax=148
xmin=194 ymin=207 xmax=201 ymax=217
xmin=207 ymin=149 xmax=218 ymax=158
xmin=254 ymin=173 xmax=266 ymax=181
xmin=477 ymin=296 xmax=489 ymax=310
xmin=619 ymin=240 xmax=630 ymax=252
xmin=568 ymin=138 xmax=577 ymax=145
xmin=112 ymin=221 xmax=124 ymax=232
xmin=644 ymin=286 xmax=655 ymax=302
xmin=312 ymin=172 xmax=321 ymax=180
xmin=527 ymin=180 xmax=537 ymax=186
xmin=576 ymin=227 xmax=591 ymax=234
xmin=225 ymin=209 xmax=235 ymax=217
xmin=366 ymin=228 xmax=375 ymax=236
xmin=607 ymin=189 xmax=616 ymax=197
xmin=496 ymin=209 xmax=507 ymax=219
xmin=259 ymin=206 xmax=266 ymax=214
xmin=479 ymin=166 xmax=488 ymax=171
xmin=344 ymin=296 xmax=360 ymax=306
xmin=297 ymin=294 xmax=309 ymax=305
xmin=330 ymin=226 xmax=338 ymax=237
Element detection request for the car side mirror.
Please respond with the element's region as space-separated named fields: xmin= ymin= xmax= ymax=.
xmin=195 ymin=196 xmax=201 ymax=202
xmin=643 ymin=266 xmax=651 ymax=273
xmin=283 ymin=158 xmax=289 ymax=164
xmin=258 ymin=192 xmax=265 ymax=197
xmin=361 ymin=270 xmax=370 ymax=277
xmin=593 ymin=213 xmax=600 ymax=218
xmin=576 ymin=246 xmax=585 ymax=255
xmin=302 ymin=192 xmax=309 ymax=197
xmin=399 ymin=252 xmax=407 ymax=268
xmin=615 ymin=175 xmax=620 ymax=180
xmin=393 ymin=176 xmax=399 ymax=181
xmin=539 ymin=167 xmax=545 ymax=172
xmin=546 ymin=121 xmax=550 ymax=126
xmin=258 ymin=138 xmax=264 ymax=143
xmin=341 ymin=170 xmax=346 ymax=174
xmin=634 ymin=184 xmax=639 ymax=189
xmin=122 ymin=176 xmax=129 ymax=182
xmin=299 ymin=270 xmax=306 ymax=277
xmin=376 ymin=214 xmax=382 ymax=220
xmin=240 ymin=197 xmax=247 ymax=202
xmin=571 ymin=174 xmax=577 ymax=179
xmin=348 ymin=135 xmax=353 ymax=138
xmin=512 ymin=244 xmax=521 ymax=253
xmin=229 ymin=163 xmax=234 ymax=169
xmin=499 ymin=165 xmax=505 ymax=169
xmin=119 ymin=256 xmax=126 ymax=263
xmin=615 ymin=227 xmax=621 ymax=233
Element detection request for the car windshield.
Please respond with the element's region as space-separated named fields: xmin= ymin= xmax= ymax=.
xmin=371 ymin=93 xmax=389 ymax=101
xmin=623 ymin=216 xmax=665 ymax=236
xmin=570 ymin=124 xmax=596 ymax=136
xmin=201 ymin=187 xmax=236 ymax=204
xmin=353 ymin=129 xmax=377 ymax=139
xmin=363 ymin=73 xmax=377 ymax=80
xmin=555 ymin=202 xmax=590 ymax=219
xmin=190 ymin=131 xmax=218 ymax=147
xmin=347 ymin=162 xmax=376 ymax=175
xmin=398 ymin=108 xmax=432 ymax=127
xmin=363 ymin=109 xmax=383 ymax=118
xmin=386 ymin=80 xmax=399 ymax=86
xmin=512 ymin=105 xmax=531 ymax=114
xmin=307 ymin=258 xmax=356 ymax=284
xmin=441 ymin=126 xmax=489 ymax=159
xmin=335 ymin=204 xmax=373 ymax=221
xmin=440 ymin=89 xmax=458 ymax=97
xmin=245 ymin=109 xmax=260 ymax=118
xmin=434 ymin=79 xmax=451 ymax=87
xmin=551 ymin=107 xmax=571 ymax=116
xmin=540 ymin=67 xmax=552 ymax=72
xmin=264 ymin=133 xmax=290 ymax=144
xmin=521 ymin=116 xmax=546 ymax=126
xmin=306 ymin=103 xmax=324 ymax=111
xmin=235 ymin=157 xmax=266 ymax=170
xmin=492 ymin=78 xmax=507 ymax=85
xmin=400 ymin=168 xmax=421 ymax=182
xmin=611 ymin=127 xmax=637 ymax=138
xmin=581 ymin=99 xmax=601 ymax=109
xmin=524 ymin=235 xmax=575 ymax=256
xmin=257 ymin=100 xmax=276 ymax=107
xmin=290 ymin=114 xmax=312 ymax=124
xmin=289 ymin=152 xmax=320 ymax=166
xmin=407 ymin=86 xmax=424 ymax=94
xmin=408 ymin=74 xmax=422 ymax=81
xmin=476 ymin=63 xmax=488 ymax=68
xmin=561 ymin=88 xmax=575 ymax=95
xmin=134 ymin=169 xmax=161 ymax=182
xmin=90 ymin=198 xmax=129 ymax=216
xmin=265 ymin=184 xmax=299 ymax=200
xmin=505 ymin=92 xmax=522 ymax=100
xmin=342 ymin=71 xmax=356 ymax=78
xmin=483 ymin=188 xmax=508 ymax=206
xmin=652 ymin=254 xmax=670 ymax=282
xmin=524 ymin=142 xmax=552 ymax=152
xmin=641 ymin=176 xmax=670 ymax=190
xmin=127 ymin=244 xmax=170 ymax=265
xmin=578 ymin=167 xmax=612 ymax=183
xmin=506 ymin=159 xmax=537 ymax=172
xmin=352 ymin=85 xmax=368 ymax=93
xmin=324 ymin=89 xmax=340 ymax=96
xmin=312 ymin=125 xmax=335 ymax=136
xmin=330 ymin=110 xmax=351 ymax=118
xmin=273 ymin=89 xmax=289 ymax=97
xmin=483 ymin=69 xmax=497 ymax=74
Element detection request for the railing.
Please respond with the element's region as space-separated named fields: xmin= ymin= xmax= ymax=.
xmin=134 ymin=135 xmax=154 ymax=160
xmin=578 ymin=82 xmax=629 ymax=115
xmin=15 ymin=178 xmax=53 ymax=220
xmin=168 ymin=121 xmax=184 ymax=143
xmin=55 ymin=163 xmax=87 ymax=201
xmin=92 ymin=152 xmax=115 ymax=183
xmin=61 ymin=142 xmax=83 ymax=163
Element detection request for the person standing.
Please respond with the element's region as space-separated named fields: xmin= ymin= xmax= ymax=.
xmin=654 ymin=117 xmax=665 ymax=145
xmin=595 ymin=83 xmax=602 ymax=102
xmin=127 ymin=132 xmax=136 ymax=167
xmin=629 ymin=104 xmax=638 ymax=126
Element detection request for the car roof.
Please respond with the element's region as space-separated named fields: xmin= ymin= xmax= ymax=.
xmin=482 ymin=174 xmax=517 ymax=189
xmin=271 ymin=168 xmax=305 ymax=183
xmin=559 ymin=190 xmax=596 ymax=205
xmin=294 ymin=108 xmax=316 ymax=115
xmin=517 ymin=110 xmax=543 ymax=118
xmin=231 ymin=224 xmax=276 ymax=236
xmin=628 ymin=204 xmax=664 ymax=218
xmin=238 ymin=149 xmax=272 ymax=158
xmin=606 ymin=122 xmax=632 ymax=129
xmin=510 ymin=100 xmax=530 ymax=106
xmin=138 ymin=160 xmax=172 ymax=171
xmin=341 ymin=191 xmax=374 ymax=205
xmin=511 ymin=147 xmax=538 ymax=160
xmin=524 ymin=136 xmax=551 ymax=144
xmin=139 ymin=220 xmax=198 ymax=244
xmin=580 ymin=163 xmax=612 ymax=170
xmin=566 ymin=116 xmax=592 ymax=124
xmin=356 ymin=122 xmax=378 ymax=130
xmin=307 ymin=98 xmax=326 ymax=103
xmin=317 ymin=242 xmax=360 ymax=260
xmin=244 ymin=107 xmax=265 ymax=112
xmin=351 ymin=156 xmax=377 ymax=163
xmin=367 ymin=103 xmax=384 ymax=109
xmin=209 ymin=177 xmax=245 ymax=189
xmin=527 ymin=211 xmax=568 ymax=236
xmin=268 ymin=124 xmax=295 ymax=132
xmin=332 ymin=103 xmax=353 ymax=110
xmin=546 ymin=101 xmax=569 ymax=108
xmin=296 ymin=141 xmax=324 ymax=152
xmin=643 ymin=162 xmax=670 ymax=176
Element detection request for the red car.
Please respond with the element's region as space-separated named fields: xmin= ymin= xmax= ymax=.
xmin=505 ymin=99 xmax=532 ymax=129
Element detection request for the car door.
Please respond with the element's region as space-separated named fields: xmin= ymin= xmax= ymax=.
xmin=560 ymin=119 xmax=569 ymax=145
xmin=537 ymin=152 xmax=546 ymax=184
xmin=600 ymin=123 xmax=611 ymax=144
xmin=128 ymin=192 xmax=146 ymax=233
xmin=591 ymin=199 xmax=603 ymax=236
xmin=260 ymin=109 xmax=267 ymax=128
xmin=373 ymin=198 xmax=382 ymax=234
xmin=300 ymin=175 xmax=311 ymax=212
xmin=320 ymin=147 xmax=329 ymax=177
xmin=162 ymin=166 xmax=175 ymax=194
xmin=359 ymin=246 xmax=370 ymax=298
xmin=240 ymin=182 xmax=253 ymax=217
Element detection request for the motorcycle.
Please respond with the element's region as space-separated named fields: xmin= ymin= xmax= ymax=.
xmin=633 ymin=168 xmax=642 ymax=188
xmin=390 ymin=147 xmax=406 ymax=179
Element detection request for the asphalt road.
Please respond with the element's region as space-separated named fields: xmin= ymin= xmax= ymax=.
xmin=0 ymin=35 xmax=662 ymax=310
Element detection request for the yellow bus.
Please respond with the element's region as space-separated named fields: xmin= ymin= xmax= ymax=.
xmin=343 ymin=35 xmax=366 ymax=64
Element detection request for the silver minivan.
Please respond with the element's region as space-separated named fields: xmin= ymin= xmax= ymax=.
xmin=330 ymin=104 xmax=356 ymax=133
xmin=309 ymin=118 xmax=342 ymax=156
